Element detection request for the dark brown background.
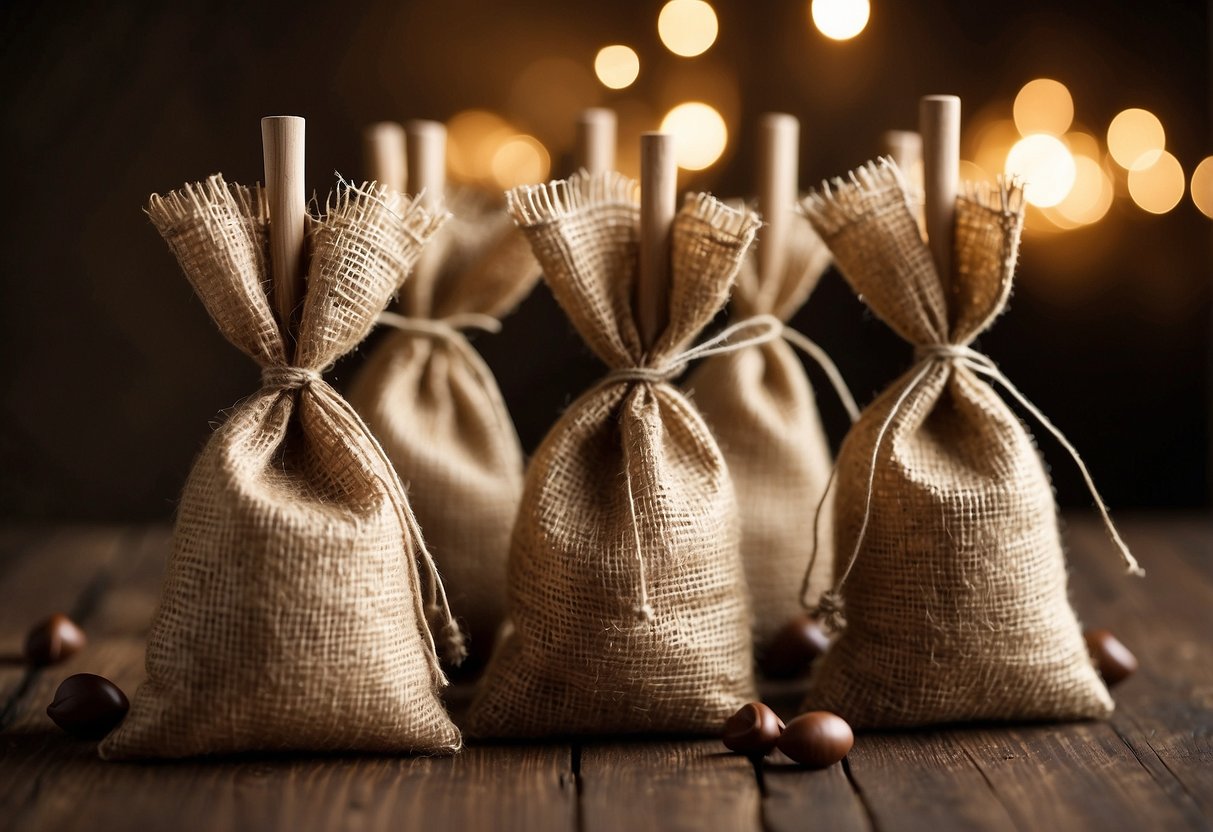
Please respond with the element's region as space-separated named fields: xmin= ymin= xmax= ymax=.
xmin=1 ymin=0 xmax=1209 ymax=520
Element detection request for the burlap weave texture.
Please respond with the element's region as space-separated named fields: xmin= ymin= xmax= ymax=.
xmin=101 ymin=177 xmax=461 ymax=759
xmin=467 ymin=173 xmax=760 ymax=737
xmin=348 ymin=187 xmax=539 ymax=668
xmin=799 ymin=161 xmax=1113 ymax=728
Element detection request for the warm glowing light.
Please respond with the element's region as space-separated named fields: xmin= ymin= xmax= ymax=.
xmin=1054 ymin=155 xmax=1114 ymax=226
xmin=810 ymin=0 xmax=870 ymax=40
xmin=447 ymin=110 xmax=514 ymax=185
xmin=658 ymin=0 xmax=718 ymax=57
xmin=1128 ymin=151 xmax=1185 ymax=214
xmin=594 ymin=45 xmax=640 ymax=90
xmin=1005 ymin=134 xmax=1077 ymax=208
xmin=1063 ymin=131 xmax=1101 ymax=162
xmin=491 ymin=135 xmax=551 ymax=189
xmin=660 ymin=102 xmax=728 ymax=170
xmin=971 ymin=118 xmax=1020 ymax=186
xmin=1107 ymin=108 xmax=1165 ymax=170
xmin=1013 ymin=79 xmax=1073 ymax=137
xmin=1190 ymin=157 xmax=1213 ymax=219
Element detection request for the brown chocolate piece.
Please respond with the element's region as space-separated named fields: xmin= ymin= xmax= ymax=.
xmin=46 ymin=673 xmax=129 ymax=740
xmin=778 ymin=711 xmax=853 ymax=768
xmin=1084 ymin=628 xmax=1138 ymax=686
xmin=722 ymin=702 xmax=785 ymax=755
xmin=23 ymin=613 xmax=87 ymax=666
xmin=761 ymin=614 xmax=830 ymax=679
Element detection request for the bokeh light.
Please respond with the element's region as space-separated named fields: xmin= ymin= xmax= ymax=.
xmin=1054 ymin=155 xmax=1114 ymax=225
xmin=594 ymin=45 xmax=640 ymax=90
xmin=446 ymin=110 xmax=514 ymax=185
xmin=660 ymin=102 xmax=727 ymax=170
xmin=658 ymin=0 xmax=718 ymax=57
xmin=1189 ymin=157 xmax=1213 ymax=219
xmin=490 ymin=135 xmax=551 ymax=189
xmin=959 ymin=160 xmax=993 ymax=186
xmin=1005 ymin=134 xmax=1077 ymax=208
xmin=1063 ymin=131 xmax=1101 ymax=162
xmin=810 ymin=0 xmax=870 ymax=40
xmin=1127 ymin=151 xmax=1185 ymax=214
xmin=1013 ymin=79 xmax=1073 ymax=137
xmin=1107 ymin=108 xmax=1165 ymax=170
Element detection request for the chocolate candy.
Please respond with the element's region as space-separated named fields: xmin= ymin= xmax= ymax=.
xmin=761 ymin=614 xmax=831 ymax=679
xmin=1084 ymin=628 xmax=1138 ymax=686
xmin=46 ymin=673 xmax=129 ymax=740
xmin=722 ymin=702 xmax=785 ymax=755
xmin=778 ymin=711 xmax=853 ymax=768
xmin=24 ymin=613 xmax=87 ymax=666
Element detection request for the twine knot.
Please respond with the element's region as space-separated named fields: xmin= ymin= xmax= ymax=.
xmin=378 ymin=310 xmax=502 ymax=343
xmin=261 ymin=366 xmax=322 ymax=390
xmin=813 ymin=591 xmax=847 ymax=633
xmin=914 ymin=342 xmax=985 ymax=365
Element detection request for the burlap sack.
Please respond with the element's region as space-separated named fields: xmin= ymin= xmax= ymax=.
xmin=101 ymin=176 xmax=463 ymax=759
xmin=467 ymin=173 xmax=764 ymax=737
xmin=686 ymin=211 xmax=856 ymax=654
xmin=799 ymin=160 xmax=1142 ymax=729
xmin=348 ymin=187 xmax=539 ymax=669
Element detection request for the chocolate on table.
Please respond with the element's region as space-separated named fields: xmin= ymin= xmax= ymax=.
xmin=1084 ymin=628 xmax=1138 ymax=686
xmin=761 ymin=614 xmax=830 ymax=679
xmin=24 ymin=613 xmax=87 ymax=666
xmin=777 ymin=710 xmax=853 ymax=768
xmin=722 ymin=702 xmax=785 ymax=755
xmin=47 ymin=673 xmax=129 ymax=740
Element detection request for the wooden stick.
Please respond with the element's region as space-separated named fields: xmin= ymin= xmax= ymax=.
xmin=405 ymin=119 xmax=446 ymax=212
xmin=919 ymin=95 xmax=960 ymax=288
xmin=638 ymin=132 xmax=677 ymax=348
xmin=757 ymin=113 xmax=799 ymax=303
xmin=363 ymin=121 xmax=407 ymax=194
xmin=882 ymin=129 xmax=922 ymax=179
xmin=577 ymin=108 xmax=617 ymax=175
xmin=261 ymin=115 xmax=307 ymax=343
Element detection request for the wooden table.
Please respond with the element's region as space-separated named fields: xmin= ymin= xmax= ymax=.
xmin=0 ymin=516 xmax=1209 ymax=831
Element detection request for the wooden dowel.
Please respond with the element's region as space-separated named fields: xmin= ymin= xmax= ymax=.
xmin=883 ymin=129 xmax=922 ymax=179
xmin=261 ymin=115 xmax=307 ymax=343
xmin=757 ymin=113 xmax=799 ymax=301
xmin=363 ymin=121 xmax=407 ymax=194
xmin=919 ymin=95 xmax=960 ymax=288
xmin=577 ymin=108 xmax=617 ymax=175
xmin=405 ymin=119 xmax=446 ymax=212
xmin=638 ymin=133 xmax=677 ymax=348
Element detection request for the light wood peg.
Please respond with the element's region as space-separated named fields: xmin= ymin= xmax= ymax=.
xmin=919 ymin=95 xmax=960 ymax=289
xmin=638 ymin=132 xmax=677 ymax=348
xmin=577 ymin=108 xmax=617 ymax=175
xmin=405 ymin=119 xmax=447 ymax=212
xmin=883 ymin=129 xmax=922 ymax=180
xmin=363 ymin=122 xmax=407 ymax=195
xmin=261 ymin=116 xmax=307 ymax=342
xmin=757 ymin=113 xmax=799 ymax=300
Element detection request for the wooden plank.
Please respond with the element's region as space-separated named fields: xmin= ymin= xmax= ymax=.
xmin=839 ymin=731 xmax=1018 ymax=831
xmin=761 ymin=751 xmax=870 ymax=832
xmin=580 ymin=740 xmax=762 ymax=832
xmin=1070 ymin=518 xmax=1213 ymax=824
xmin=0 ymin=526 xmax=577 ymax=832
xmin=0 ymin=527 xmax=133 ymax=718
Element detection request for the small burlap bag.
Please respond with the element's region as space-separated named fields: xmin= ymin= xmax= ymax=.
xmin=101 ymin=176 xmax=463 ymax=759
xmin=348 ymin=187 xmax=539 ymax=668
xmin=799 ymin=160 xmax=1142 ymax=729
xmin=467 ymin=173 xmax=769 ymax=738
xmin=686 ymin=211 xmax=858 ymax=654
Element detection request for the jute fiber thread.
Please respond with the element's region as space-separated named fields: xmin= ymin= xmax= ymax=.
xmin=101 ymin=175 xmax=463 ymax=759
xmin=467 ymin=172 xmax=764 ymax=738
xmin=348 ymin=186 xmax=540 ymax=668
xmin=798 ymin=160 xmax=1140 ymax=729
xmin=686 ymin=209 xmax=859 ymax=655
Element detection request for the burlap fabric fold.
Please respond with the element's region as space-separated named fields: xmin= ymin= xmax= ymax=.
xmin=101 ymin=176 xmax=462 ymax=759
xmin=799 ymin=160 xmax=1141 ymax=729
xmin=686 ymin=211 xmax=854 ymax=654
xmin=348 ymin=187 xmax=539 ymax=669
xmin=467 ymin=173 xmax=763 ymax=738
